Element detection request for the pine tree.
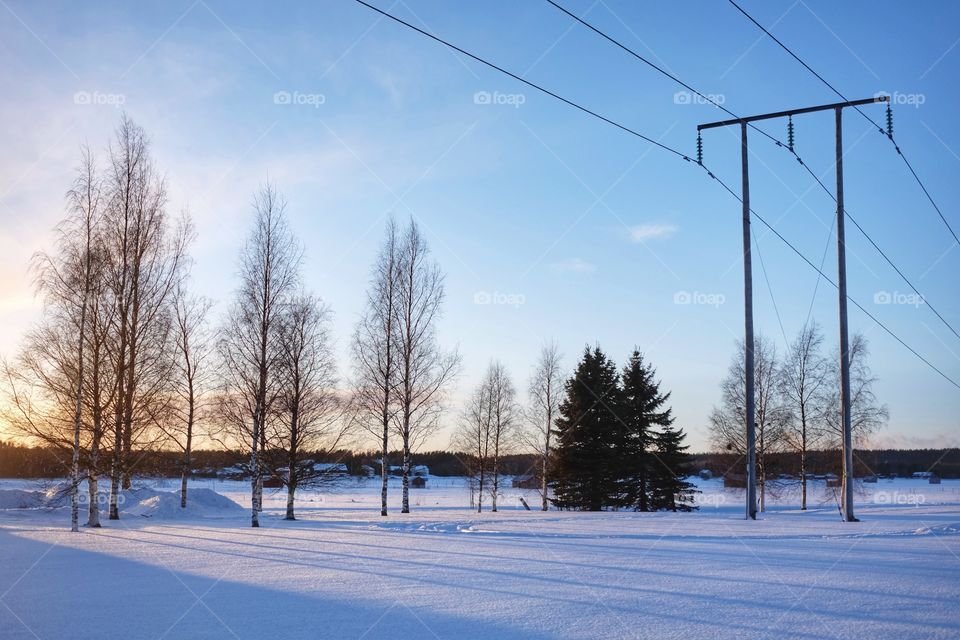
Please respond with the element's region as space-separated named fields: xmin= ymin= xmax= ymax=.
xmin=551 ymin=346 xmax=621 ymax=511
xmin=648 ymin=424 xmax=698 ymax=511
xmin=618 ymin=350 xmax=674 ymax=511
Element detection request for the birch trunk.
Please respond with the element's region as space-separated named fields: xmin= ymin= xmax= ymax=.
xmin=70 ymin=260 xmax=88 ymax=532
xmin=86 ymin=427 xmax=102 ymax=527
xmin=285 ymin=481 xmax=296 ymax=520
xmin=179 ymin=450 xmax=190 ymax=509
xmin=491 ymin=441 xmax=499 ymax=513
xmin=477 ymin=466 xmax=485 ymax=513
xmin=401 ymin=443 xmax=411 ymax=514
xmin=109 ymin=414 xmax=122 ymax=520
xmin=540 ymin=425 xmax=550 ymax=511
xmin=87 ymin=472 xmax=101 ymax=527
xmin=380 ymin=429 xmax=388 ymax=517
xmin=250 ymin=426 xmax=260 ymax=527
xmin=800 ymin=422 xmax=808 ymax=511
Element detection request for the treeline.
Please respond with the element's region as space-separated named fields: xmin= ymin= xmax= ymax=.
xmin=5 ymin=441 xmax=956 ymax=481
xmin=692 ymin=448 xmax=960 ymax=479
xmin=0 ymin=441 xmax=541 ymax=479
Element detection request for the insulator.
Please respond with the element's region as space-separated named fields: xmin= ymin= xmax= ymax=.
xmin=886 ymin=104 xmax=894 ymax=139
xmin=787 ymin=116 xmax=795 ymax=152
xmin=696 ymin=132 xmax=703 ymax=165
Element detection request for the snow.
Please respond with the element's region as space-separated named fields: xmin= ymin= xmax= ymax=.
xmin=122 ymin=487 xmax=244 ymax=519
xmin=0 ymin=489 xmax=45 ymax=509
xmin=0 ymin=483 xmax=245 ymax=519
xmin=1 ymin=476 xmax=958 ymax=639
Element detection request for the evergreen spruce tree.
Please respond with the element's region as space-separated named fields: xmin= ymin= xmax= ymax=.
xmin=649 ymin=424 xmax=698 ymax=511
xmin=551 ymin=346 xmax=621 ymax=511
xmin=618 ymin=350 xmax=674 ymax=511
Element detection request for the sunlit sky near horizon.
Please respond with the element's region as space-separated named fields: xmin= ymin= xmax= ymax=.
xmin=1 ymin=0 xmax=958 ymax=452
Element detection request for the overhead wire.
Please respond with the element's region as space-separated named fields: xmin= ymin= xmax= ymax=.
xmin=727 ymin=0 xmax=960 ymax=249
xmin=544 ymin=0 xmax=960 ymax=343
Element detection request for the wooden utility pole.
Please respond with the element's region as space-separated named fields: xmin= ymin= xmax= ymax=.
xmin=740 ymin=121 xmax=758 ymax=520
xmin=835 ymin=107 xmax=857 ymax=521
xmin=699 ymin=95 xmax=887 ymax=522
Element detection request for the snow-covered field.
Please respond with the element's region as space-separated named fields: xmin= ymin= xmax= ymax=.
xmin=1 ymin=476 xmax=958 ymax=639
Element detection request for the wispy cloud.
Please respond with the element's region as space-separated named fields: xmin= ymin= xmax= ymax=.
xmin=550 ymin=257 xmax=596 ymax=274
xmin=629 ymin=223 xmax=678 ymax=242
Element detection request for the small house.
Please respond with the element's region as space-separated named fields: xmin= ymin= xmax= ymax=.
xmin=410 ymin=476 xmax=427 ymax=489
xmin=312 ymin=462 xmax=348 ymax=476
xmin=698 ymin=469 xmax=713 ymax=480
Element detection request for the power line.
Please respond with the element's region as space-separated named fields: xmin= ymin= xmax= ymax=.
xmin=727 ymin=0 xmax=960 ymax=249
xmin=350 ymin=0 xmax=960 ymax=391
xmin=543 ymin=0 xmax=786 ymax=149
xmin=352 ymin=0 xmax=685 ymax=160
xmin=752 ymin=229 xmax=789 ymax=348
xmin=545 ymin=0 xmax=960 ymax=344
xmin=706 ymin=171 xmax=960 ymax=391
xmin=805 ymin=219 xmax=834 ymax=330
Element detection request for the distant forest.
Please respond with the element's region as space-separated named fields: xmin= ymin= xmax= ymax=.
xmin=1 ymin=441 xmax=957 ymax=480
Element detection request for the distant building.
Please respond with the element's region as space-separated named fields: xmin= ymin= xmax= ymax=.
xmin=410 ymin=476 xmax=427 ymax=488
xmin=698 ymin=469 xmax=713 ymax=480
xmin=216 ymin=465 xmax=247 ymax=480
xmin=311 ymin=462 xmax=348 ymax=475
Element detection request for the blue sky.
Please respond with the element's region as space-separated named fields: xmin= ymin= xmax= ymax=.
xmin=1 ymin=0 xmax=958 ymax=451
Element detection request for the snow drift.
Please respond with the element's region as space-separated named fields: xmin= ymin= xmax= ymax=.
xmin=0 ymin=484 xmax=243 ymax=519
xmin=122 ymin=487 xmax=244 ymax=519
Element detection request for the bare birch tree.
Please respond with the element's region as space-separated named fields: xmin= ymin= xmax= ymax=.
xmin=486 ymin=361 xmax=517 ymax=512
xmin=708 ymin=333 xmax=788 ymax=511
xmin=351 ymin=218 xmax=400 ymax=517
xmin=454 ymin=361 xmax=517 ymax=512
xmin=101 ymin=115 xmax=188 ymax=519
xmin=452 ymin=374 xmax=493 ymax=513
xmin=219 ymin=184 xmax=300 ymax=527
xmin=52 ymin=148 xmax=102 ymax=531
xmin=2 ymin=147 xmax=110 ymax=530
xmin=819 ymin=333 xmax=889 ymax=451
xmin=270 ymin=294 xmax=346 ymax=520
xmin=778 ymin=323 xmax=829 ymax=510
xmin=393 ymin=219 xmax=460 ymax=513
xmin=523 ymin=341 xmax=563 ymax=511
xmin=164 ymin=286 xmax=213 ymax=508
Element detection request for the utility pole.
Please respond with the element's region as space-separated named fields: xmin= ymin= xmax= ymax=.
xmin=835 ymin=107 xmax=857 ymax=521
xmin=740 ymin=121 xmax=757 ymax=520
xmin=699 ymin=95 xmax=887 ymax=522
